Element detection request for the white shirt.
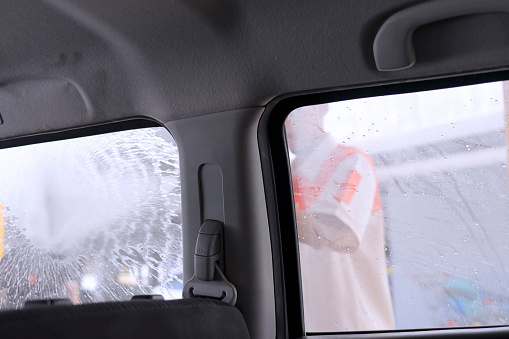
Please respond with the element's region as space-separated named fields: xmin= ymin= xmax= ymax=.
xmin=291 ymin=136 xmax=395 ymax=332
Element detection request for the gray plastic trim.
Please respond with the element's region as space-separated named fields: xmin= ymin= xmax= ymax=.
xmin=199 ymin=164 xmax=225 ymax=224
xmin=373 ymin=0 xmax=509 ymax=71
xmin=184 ymin=263 xmax=238 ymax=305
xmin=166 ymin=107 xmax=275 ymax=339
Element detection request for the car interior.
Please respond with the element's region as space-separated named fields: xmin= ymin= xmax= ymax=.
xmin=1 ymin=0 xmax=509 ymax=338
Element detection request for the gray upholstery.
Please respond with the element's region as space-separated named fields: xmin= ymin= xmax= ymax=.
xmin=0 ymin=298 xmax=250 ymax=339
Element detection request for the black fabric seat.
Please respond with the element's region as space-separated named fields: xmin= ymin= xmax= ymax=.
xmin=0 ymin=298 xmax=250 ymax=339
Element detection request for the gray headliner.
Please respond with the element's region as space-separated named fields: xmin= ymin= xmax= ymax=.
xmin=1 ymin=0 xmax=509 ymax=140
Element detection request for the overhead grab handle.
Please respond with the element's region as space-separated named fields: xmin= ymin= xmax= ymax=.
xmin=373 ymin=0 xmax=509 ymax=71
xmin=183 ymin=220 xmax=237 ymax=305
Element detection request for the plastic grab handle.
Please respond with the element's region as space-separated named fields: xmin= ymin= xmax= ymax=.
xmin=373 ymin=0 xmax=509 ymax=71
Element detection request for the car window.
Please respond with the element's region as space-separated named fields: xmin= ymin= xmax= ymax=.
xmin=285 ymin=81 xmax=509 ymax=333
xmin=0 ymin=126 xmax=182 ymax=309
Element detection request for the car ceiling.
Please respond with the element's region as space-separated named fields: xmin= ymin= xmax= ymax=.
xmin=1 ymin=0 xmax=509 ymax=141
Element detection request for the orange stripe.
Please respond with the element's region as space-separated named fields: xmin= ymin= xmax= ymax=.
xmin=334 ymin=170 xmax=361 ymax=205
xmin=292 ymin=144 xmax=382 ymax=213
xmin=293 ymin=145 xmax=355 ymax=210
xmin=0 ymin=203 xmax=4 ymax=260
xmin=292 ymin=177 xmax=308 ymax=210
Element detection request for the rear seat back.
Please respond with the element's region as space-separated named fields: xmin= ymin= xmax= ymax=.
xmin=0 ymin=298 xmax=250 ymax=339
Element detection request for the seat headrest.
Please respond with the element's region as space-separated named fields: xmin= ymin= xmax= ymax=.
xmin=0 ymin=298 xmax=250 ymax=339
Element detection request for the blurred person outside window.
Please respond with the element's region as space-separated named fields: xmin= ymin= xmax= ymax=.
xmin=286 ymin=104 xmax=395 ymax=332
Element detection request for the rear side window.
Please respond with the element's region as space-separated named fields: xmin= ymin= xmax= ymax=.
xmin=0 ymin=127 xmax=182 ymax=309
xmin=286 ymin=80 xmax=509 ymax=333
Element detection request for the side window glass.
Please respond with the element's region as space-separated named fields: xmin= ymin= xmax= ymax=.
xmin=0 ymin=127 xmax=182 ymax=309
xmin=286 ymin=81 xmax=509 ymax=332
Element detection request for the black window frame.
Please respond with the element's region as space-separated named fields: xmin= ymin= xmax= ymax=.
xmin=0 ymin=117 xmax=162 ymax=150
xmin=258 ymin=70 xmax=509 ymax=339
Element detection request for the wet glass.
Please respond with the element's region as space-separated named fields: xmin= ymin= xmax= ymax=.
xmin=0 ymin=127 xmax=182 ymax=309
xmin=286 ymin=81 xmax=509 ymax=332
